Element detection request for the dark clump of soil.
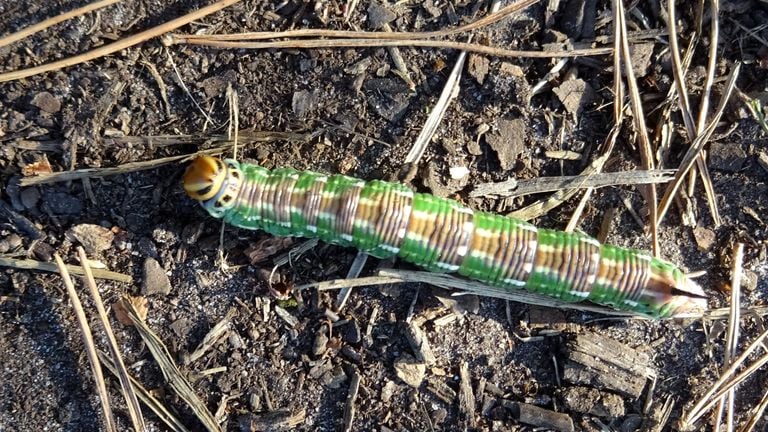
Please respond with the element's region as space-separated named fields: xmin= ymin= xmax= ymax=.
xmin=1 ymin=1 xmax=768 ymax=431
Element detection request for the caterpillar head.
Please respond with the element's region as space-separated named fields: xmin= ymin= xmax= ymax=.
xmin=644 ymin=259 xmax=708 ymax=318
xmin=183 ymin=156 xmax=241 ymax=217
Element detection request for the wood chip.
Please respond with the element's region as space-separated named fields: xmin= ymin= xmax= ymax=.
xmin=426 ymin=377 xmax=457 ymax=404
xmin=504 ymin=401 xmax=574 ymax=432
xmin=560 ymin=386 xmax=625 ymax=418
xmin=404 ymin=321 xmax=436 ymax=365
xmin=342 ymin=370 xmax=361 ymax=432
xmin=562 ymin=332 xmax=654 ymax=399
xmin=458 ymin=361 xmax=476 ymax=428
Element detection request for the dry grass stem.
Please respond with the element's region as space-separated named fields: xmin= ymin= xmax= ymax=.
xmin=100 ymin=131 xmax=314 ymax=148
xmin=77 ymin=247 xmax=146 ymax=431
xmin=122 ymin=299 xmax=221 ymax=431
xmin=0 ymin=0 xmax=243 ymax=82
xmin=139 ymin=58 xmax=173 ymax=119
xmin=741 ymin=384 xmax=768 ymax=432
xmin=0 ymin=0 xmax=119 ymax=49
xmin=98 ymin=351 xmax=191 ymax=432
xmin=176 ymin=0 xmax=538 ymax=42
xmin=657 ymin=63 xmax=740 ymax=226
xmin=682 ymin=324 xmax=768 ymax=427
xmin=616 ymin=0 xmax=659 ymax=256
xmin=19 ymin=136 xmax=303 ymax=186
xmin=336 ymin=250 xmax=369 ymax=311
xmin=184 ymin=308 xmax=236 ymax=366
xmin=402 ymin=45 xmax=467 ymax=179
xmin=470 ymin=170 xmax=676 ymax=198
xmin=296 ymin=275 xmax=399 ymax=292
xmin=342 ymin=370 xmax=362 ymax=432
xmin=168 ymin=36 xmax=612 ymax=59
xmin=54 ymin=253 xmax=117 ymax=432
xmin=381 ymin=23 xmax=416 ymax=90
xmin=668 ymin=0 xmax=722 ymax=227
xmin=20 ymin=153 xmax=196 ymax=186
xmin=0 ymin=256 xmax=132 ymax=283
xmin=713 ymin=242 xmax=743 ymax=430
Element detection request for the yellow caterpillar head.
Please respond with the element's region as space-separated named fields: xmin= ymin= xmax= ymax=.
xmin=183 ymin=155 xmax=241 ymax=216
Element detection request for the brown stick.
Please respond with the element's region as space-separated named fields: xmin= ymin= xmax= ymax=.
xmin=0 ymin=0 xmax=242 ymax=82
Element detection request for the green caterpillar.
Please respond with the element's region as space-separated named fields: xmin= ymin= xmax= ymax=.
xmin=183 ymin=155 xmax=707 ymax=319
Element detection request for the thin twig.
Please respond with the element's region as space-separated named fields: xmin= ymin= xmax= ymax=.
xmin=77 ymin=247 xmax=146 ymax=431
xmin=175 ymin=0 xmax=539 ymax=42
xmin=0 ymin=0 xmax=243 ymax=82
xmin=0 ymin=0 xmax=119 ymax=49
xmin=657 ymin=63 xmax=740 ymax=225
xmin=682 ymin=325 xmax=768 ymax=427
xmin=54 ymin=253 xmax=117 ymax=432
xmin=668 ymin=0 xmax=722 ymax=226
xmin=713 ymin=243 xmax=742 ymax=431
xmin=470 ymin=169 xmax=676 ymax=198
xmin=403 ymin=42 xmax=468 ymax=180
xmin=168 ymin=37 xmax=612 ymax=59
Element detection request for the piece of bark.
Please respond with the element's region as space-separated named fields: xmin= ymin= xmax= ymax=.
xmin=560 ymin=386 xmax=625 ymax=418
xmin=562 ymin=332 xmax=654 ymax=399
xmin=404 ymin=321 xmax=436 ymax=365
xmin=342 ymin=371 xmax=361 ymax=432
xmin=458 ymin=362 xmax=476 ymax=428
xmin=503 ymin=401 xmax=574 ymax=432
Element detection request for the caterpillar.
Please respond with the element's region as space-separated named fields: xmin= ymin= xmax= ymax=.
xmin=182 ymin=155 xmax=708 ymax=319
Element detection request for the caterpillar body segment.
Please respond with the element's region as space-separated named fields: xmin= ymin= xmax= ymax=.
xmin=183 ymin=156 xmax=707 ymax=319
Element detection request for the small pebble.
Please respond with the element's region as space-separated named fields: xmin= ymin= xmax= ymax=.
xmin=136 ymin=237 xmax=158 ymax=258
xmin=692 ymin=226 xmax=716 ymax=251
xmin=141 ymin=257 xmax=172 ymax=296
xmin=394 ymin=356 xmax=426 ymax=388
xmin=181 ymin=221 xmax=205 ymax=244
xmin=31 ymin=91 xmax=61 ymax=113
xmin=742 ymin=269 xmax=758 ymax=292
xmin=344 ymin=320 xmax=361 ymax=344
xmin=0 ymin=234 xmax=22 ymax=253
xmin=367 ymin=2 xmax=397 ymax=28
xmin=312 ymin=329 xmax=329 ymax=357
xmin=341 ymin=345 xmax=362 ymax=364
xmin=152 ymin=227 xmax=178 ymax=245
xmin=32 ymin=242 xmax=54 ymax=262
xmin=20 ymin=188 xmax=40 ymax=210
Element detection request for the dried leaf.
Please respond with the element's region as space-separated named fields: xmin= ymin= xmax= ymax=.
xmin=115 ymin=296 xmax=149 ymax=326
xmin=22 ymin=156 xmax=53 ymax=176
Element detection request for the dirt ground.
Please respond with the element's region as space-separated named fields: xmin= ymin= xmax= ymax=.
xmin=1 ymin=0 xmax=768 ymax=431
